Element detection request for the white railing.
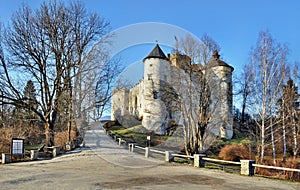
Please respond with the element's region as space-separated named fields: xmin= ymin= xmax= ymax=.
xmin=253 ymin=164 xmax=300 ymax=172
xmin=202 ymin=157 xmax=240 ymax=165
xmin=106 ymin=132 xmax=300 ymax=177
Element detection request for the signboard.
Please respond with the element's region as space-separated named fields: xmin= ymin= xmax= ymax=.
xmin=11 ymin=138 xmax=24 ymax=155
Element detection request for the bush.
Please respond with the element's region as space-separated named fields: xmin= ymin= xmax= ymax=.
xmin=218 ymin=144 xmax=252 ymax=161
xmin=54 ymin=129 xmax=78 ymax=147
xmin=0 ymin=128 xmax=13 ymax=154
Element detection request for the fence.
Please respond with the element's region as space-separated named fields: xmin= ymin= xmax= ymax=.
xmin=104 ymin=129 xmax=300 ymax=177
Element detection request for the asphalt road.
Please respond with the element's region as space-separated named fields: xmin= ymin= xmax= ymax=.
xmin=0 ymin=125 xmax=299 ymax=190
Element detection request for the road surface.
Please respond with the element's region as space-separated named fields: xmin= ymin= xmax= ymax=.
xmin=0 ymin=124 xmax=299 ymax=190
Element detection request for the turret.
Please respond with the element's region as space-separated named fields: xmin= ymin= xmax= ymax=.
xmin=205 ymin=51 xmax=234 ymax=138
xmin=143 ymin=44 xmax=171 ymax=88
xmin=142 ymin=44 xmax=171 ymax=134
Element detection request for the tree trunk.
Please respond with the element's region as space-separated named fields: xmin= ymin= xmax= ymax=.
xmin=292 ymin=110 xmax=298 ymax=159
xmin=261 ymin=119 xmax=265 ymax=163
xmin=45 ymin=119 xmax=54 ymax=147
xmin=282 ymin=115 xmax=287 ymax=163
xmin=270 ymin=123 xmax=276 ymax=165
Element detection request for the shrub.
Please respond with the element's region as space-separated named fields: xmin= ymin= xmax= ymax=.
xmin=218 ymin=144 xmax=251 ymax=161
xmin=54 ymin=129 xmax=78 ymax=147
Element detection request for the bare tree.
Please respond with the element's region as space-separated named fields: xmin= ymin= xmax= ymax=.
xmin=237 ymin=64 xmax=253 ymax=127
xmin=0 ymin=1 xmax=110 ymax=146
xmin=177 ymin=33 xmax=220 ymax=65
xmin=248 ymin=30 xmax=288 ymax=162
xmin=168 ymin=34 xmax=230 ymax=155
xmin=200 ymin=33 xmax=221 ymax=65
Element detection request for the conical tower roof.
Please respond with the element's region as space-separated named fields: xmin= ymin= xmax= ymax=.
xmin=143 ymin=44 xmax=168 ymax=62
xmin=205 ymin=50 xmax=234 ymax=71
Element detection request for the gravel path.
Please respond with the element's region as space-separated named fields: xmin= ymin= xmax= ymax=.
xmin=0 ymin=125 xmax=299 ymax=190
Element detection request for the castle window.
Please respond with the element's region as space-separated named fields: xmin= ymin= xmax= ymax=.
xmin=153 ymin=90 xmax=158 ymax=99
xmin=148 ymin=74 xmax=152 ymax=80
xmin=150 ymin=64 xmax=153 ymax=67
xmin=134 ymin=96 xmax=138 ymax=109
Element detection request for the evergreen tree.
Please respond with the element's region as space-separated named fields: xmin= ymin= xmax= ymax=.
xmin=278 ymin=79 xmax=299 ymax=160
xmin=23 ymin=80 xmax=38 ymax=125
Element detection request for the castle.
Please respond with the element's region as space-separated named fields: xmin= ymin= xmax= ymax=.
xmin=111 ymin=44 xmax=234 ymax=139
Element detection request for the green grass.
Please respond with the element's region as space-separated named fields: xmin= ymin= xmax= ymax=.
xmin=108 ymin=125 xmax=168 ymax=146
xmin=24 ymin=144 xmax=43 ymax=150
xmin=174 ymin=158 xmax=191 ymax=164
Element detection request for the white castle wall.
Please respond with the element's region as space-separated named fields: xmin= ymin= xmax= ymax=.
xmin=205 ymin=66 xmax=233 ymax=138
xmin=111 ymin=88 xmax=129 ymax=121
xmin=142 ymin=58 xmax=171 ymax=134
xmin=111 ymin=47 xmax=233 ymax=139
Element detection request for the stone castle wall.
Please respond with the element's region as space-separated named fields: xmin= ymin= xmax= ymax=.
xmin=111 ymin=47 xmax=233 ymax=138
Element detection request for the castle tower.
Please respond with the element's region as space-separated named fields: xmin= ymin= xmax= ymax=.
xmin=111 ymin=88 xmax=129 ymax=121
xmin=205 ymin=51 xmax=234 ymax=138
xmin=169 ymin=52 xmax=191 ymax=70
xmin=142 ymin=44 xmax=171 ymax=134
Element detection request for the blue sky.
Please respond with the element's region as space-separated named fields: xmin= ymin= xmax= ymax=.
xmin=1 ymin=0 xmax=300 ymax=80
xmin=91 ymin=0 xmax=300 ymax=70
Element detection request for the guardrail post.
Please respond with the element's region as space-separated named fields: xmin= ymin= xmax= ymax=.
xmin=66 ymin=142 xmax=73 ymax=151
xmin=128 ymin=143 xmax=135 ymax=152
xmin=194 ymin=154 xmax=205 ymax=167
xmin=52 ymin=146 xmax=60 ymax=157
xmin=240 ymin=160 xmax=255 ymax=176
xmin=145 ymin=147 xmax=151 ymax=158
xmin=165 ymin=151 xmax=174 ymax=162
xmin=2 ymin=153 xmax=11 ymax=164
xmin=30 ymin=150 xmax=38 ymax=160
xmin=118 ymin=138 xmax=122 ymax=146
